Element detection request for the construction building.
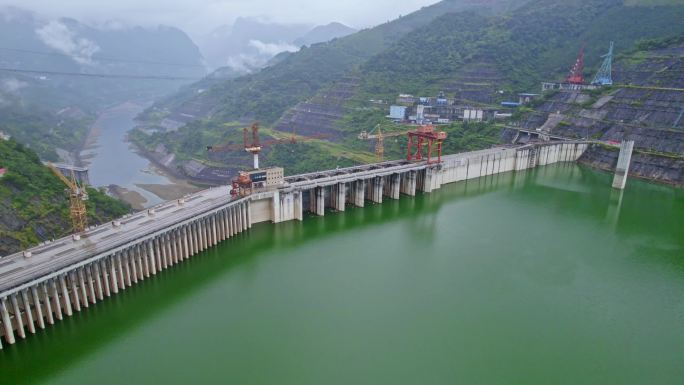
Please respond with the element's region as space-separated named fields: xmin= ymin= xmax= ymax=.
xmin=247 ymin=167 xmax=285 ymax=189
xmin=390 ymin=92 xmax=498 ymax=124
xmin=463 ymin=109 xmax=484 ymax=122
xmin=388 ymin=105 xmax=408 ymax=121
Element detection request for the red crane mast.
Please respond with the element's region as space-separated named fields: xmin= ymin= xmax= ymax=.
xmin=566 ymin=44 xmax=585 ymax=85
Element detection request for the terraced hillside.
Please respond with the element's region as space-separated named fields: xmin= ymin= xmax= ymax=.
xmin=442 ymin=61 xmax=506 ymax=105
xmin=516 ymin=39 xmax=684 ymax=185
xmin=281 ymin=0 xmax=684 ymax=160
xmin=274 ymin=76 xmax=360 ymax=139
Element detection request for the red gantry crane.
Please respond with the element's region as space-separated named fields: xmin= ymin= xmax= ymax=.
xmin=406 ymin=125 xmax=447 ymax=164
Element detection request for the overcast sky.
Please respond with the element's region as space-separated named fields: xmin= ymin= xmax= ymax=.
xmin=0 ymin=0 xmax=440 ymax=38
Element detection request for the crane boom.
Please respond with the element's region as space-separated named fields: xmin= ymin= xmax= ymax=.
xmin=49 ymin=163 xmax=77 ymax=190
xmin=48 ymin=163 xmax=88 ymax=233
xmin=208 ymin=127 xmax=330 ymax=153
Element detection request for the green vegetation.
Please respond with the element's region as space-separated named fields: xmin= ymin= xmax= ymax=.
xmin=141 ymin=0 xmax=525 ymax=126
xmin=0 ymin=139 xmax=129 ymax=255
xmin=263 ymin=142 xmax=358 ymax=175
xmin=132 ymin=121 xmax=246 ymax=162
xmin=624 ymin=0 xmax=684 ymax=6
xmin=132 ymin=119 xmax=378 ymax=173
xmin=437 ymin=122 xmax=503 ymax=154
xmin=0 ymin=102 xmax=92 ymax=161
xmin=634 ymin=35 xmax=684 ymax=52
xmin=134 ymin=0 xmax=684 ymax=177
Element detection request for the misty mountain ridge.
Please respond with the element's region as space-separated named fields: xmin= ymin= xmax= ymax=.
xmin=0 ymin=5 xmax=209 ymax=164
xmin=198 ymin=17 xmax=357 ymax=72
xmin=0 ymin=6 xmax=205 ymax=111
xmin=0 ymin=6 xmax=203 ymax=75
xmin=293 ymin=22 xmax=358 ymax=47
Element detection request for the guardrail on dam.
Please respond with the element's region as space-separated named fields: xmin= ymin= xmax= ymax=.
xmin=0 ymin=141 xmax=590 ymax=348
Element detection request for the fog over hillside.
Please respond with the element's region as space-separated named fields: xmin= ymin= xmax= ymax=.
xmin=0 ymin=6 xmax=205 ymax=110
xmin=198 ymin=18 xmax=357 ymax=71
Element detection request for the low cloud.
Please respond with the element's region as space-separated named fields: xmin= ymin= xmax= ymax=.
xmin=0 ymin=78 xmax=28 ymax=93
xmin=225 ymin=40 xmax=299 ymax=73
xmin=248 ymin=40 xmax=299 ymax=56
xmin=225 ymin=53 xmax=263 ymax=74
xmin=35 ymin=20 xmax=100 ymax=65
xmin=0 ymin=78 xmax=26 ymax=107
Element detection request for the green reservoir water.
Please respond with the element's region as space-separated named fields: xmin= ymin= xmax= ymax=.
xmin=2 ymin=164 xmax=683 ymax=385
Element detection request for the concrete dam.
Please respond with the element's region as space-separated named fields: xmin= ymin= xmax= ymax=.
xmin=0 ymin=141 xmax=595 ymax=348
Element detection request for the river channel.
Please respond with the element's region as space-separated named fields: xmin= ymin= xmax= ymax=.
xmin=79 ymin=103 xmax=196 ymax=209
xmin=2 ymin=163 xmax=683 ymax=384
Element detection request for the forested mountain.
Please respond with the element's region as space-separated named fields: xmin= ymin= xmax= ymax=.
xmin=133 ymin=0 xmax=684 ymax=180
xmin=361 ymin=0 xmax=684 ymax=98
xmin=0 ymin=139 xmax=130 ymax=256
xmin=139 ymin=0 xmax=523 ymax=126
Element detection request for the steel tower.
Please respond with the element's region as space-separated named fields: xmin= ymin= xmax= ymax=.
xmin=592 ymin=41 xmax=614 ymax=86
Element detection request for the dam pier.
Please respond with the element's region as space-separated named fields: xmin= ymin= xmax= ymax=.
xmin=0 ymin=141 xmax=603 ymax=348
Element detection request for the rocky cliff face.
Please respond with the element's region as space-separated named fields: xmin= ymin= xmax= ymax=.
xmin=580 ymin=147 xmax=683 ymax=185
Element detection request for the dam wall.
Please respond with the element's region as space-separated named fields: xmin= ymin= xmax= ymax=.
xmin=0 ymin=142 xmax=588 ymax=348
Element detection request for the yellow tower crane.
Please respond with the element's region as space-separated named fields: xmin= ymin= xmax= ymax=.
xmin=375 ymin=125 xmax=384 ymax=162
xmin=358 ymin=124 xmax=412 ymax=162
xmin=48 ymin=164 xmax=88 ymax=233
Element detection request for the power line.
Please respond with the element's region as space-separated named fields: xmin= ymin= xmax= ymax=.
xmin=0 ymin=46 xmax=206 ymax=69
xmin=0 ymin=67 xmax=202 ymax=81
